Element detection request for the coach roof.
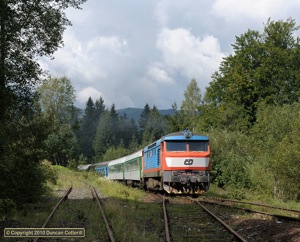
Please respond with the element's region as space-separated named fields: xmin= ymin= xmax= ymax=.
xmin=108 ymin=156 xmax=127 ymax=166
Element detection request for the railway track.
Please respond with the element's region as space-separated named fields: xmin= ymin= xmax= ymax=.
xmin=197 ymin=197 xmax=300 ymax=221
xmin=161 ymin=195 xmax=247 ymax=242
xmin=32 ymin=186 xmax=115 ymax=242
xmin=191 ymin=196 xmax=300 ymax=242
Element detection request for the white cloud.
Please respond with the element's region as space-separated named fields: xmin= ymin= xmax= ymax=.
xmin=147 ymin=64 xmax=174 ymax=84
xmin=87 ymin=36 xmax=128 ymax=55
xmin=156 ymin=28 xmax=225 ymax=86
xmin=212 ymin=0 xmax=300 ymax=23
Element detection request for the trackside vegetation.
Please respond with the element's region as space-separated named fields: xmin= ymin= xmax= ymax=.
xmin=0 ymin=2 xmax=299 ymax=222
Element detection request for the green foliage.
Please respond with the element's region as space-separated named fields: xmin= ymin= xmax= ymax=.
xmin=251 ymin=102 xmax=300 ymax=200
xmin=0 ymin=199 xmax=16 ymax=220
xmin=78 ymin=96 xmax=106 ymax=161
xmin=181 ymin=78 xmax=202 ymax=129
xmin=40 ymin=160 xmax=58 ymax=185
xmin=93 ymin=112 xmax=113 ymax=161
xmin=0 ymin=0 xmax=86 ymax=217
xmin=44 ymin=123 xmax=78 ymax=166
xmin=138 ymin=103 xmax=151 ymax=132
xmin=102 ymin=147 xmax=128 ymax=161
xmin=141 ymin=105 xmax=170 ymax=145
xmin=0 ymin=0 xmax=86 ymax=122
xmin=208 ymin=129 xmax=252 ymax=190
xmin=37 ymin=76 xmax=76 ymax=123
xmin=37 ymin=76 xmax=79 ymax=166
xmin=200 ymin=19 xmax=300 ymax=201
xmin=0 ymin=113 xmax=55 ymax=210
xmin=197 ymin=102 xmax=250 ymax=132
xmin=166 ymin=102 xmax=186 ymax=132
xmin=205 ymin=18 xmax=300 ymax=124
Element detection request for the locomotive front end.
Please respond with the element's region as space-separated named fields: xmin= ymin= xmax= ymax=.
xmin=161 ymin=131 xmax=210 ymax=194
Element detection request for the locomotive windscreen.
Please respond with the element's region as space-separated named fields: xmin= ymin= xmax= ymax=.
xmin=166 ymin=141 xmax=208 ymax=152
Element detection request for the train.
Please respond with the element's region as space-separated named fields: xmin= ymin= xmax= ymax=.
xmin=79 ymin=130 xmax=210 ymax=195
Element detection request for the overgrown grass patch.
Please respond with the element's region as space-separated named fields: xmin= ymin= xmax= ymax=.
xmin=47 ymin=199 xmax=108 ymax=241
xmin=102 ymin=198 xmax=164 ymax=242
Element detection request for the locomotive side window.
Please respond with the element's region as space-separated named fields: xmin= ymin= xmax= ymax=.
xmin=189 ymin=141 xmax=208 ymax=151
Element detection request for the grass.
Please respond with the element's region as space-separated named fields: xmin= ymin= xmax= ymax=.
xmin=3 ymin=166 xmax=299 ymax=242
xmin=205 ymin=183 xmax=300 ymax=212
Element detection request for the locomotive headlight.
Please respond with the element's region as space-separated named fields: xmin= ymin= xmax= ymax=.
xmin=184 ymin=131 xmax=192 ymax=139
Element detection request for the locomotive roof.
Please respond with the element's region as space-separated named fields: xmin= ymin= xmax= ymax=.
xmin=162 ymin=131 xmax=209 ymax=141
xmin=144 ymin=131 xmax=209 ymax=151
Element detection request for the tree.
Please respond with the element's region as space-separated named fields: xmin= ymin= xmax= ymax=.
xmin=93 ymin=112 xmax=113 ymax=161
xmin=109 ymin=103 xmax=119 ymax=147
xmin=37 ymin=76 xmax=76 ymax=123
xmin=205 ymin=18 xmax=300 ymax=124
xmin=37 ymin=76 xmax=78 ymax=165
xmin=118 ymin=114 xmax=139 ymax=149
xmin=139 ymin=103 xmax=151 ymax=132
xmin=0 ymin=0 xmax=86 ymax=122
xmin=181 ymin=78 xmax=202 ymax=129
xmin=166 ymin=102 xmax=187 ymax=132
xmin=141 ymin=105 xmax=169 ymax=144
xmin=78 ymin=96 xmax=106 ymax=161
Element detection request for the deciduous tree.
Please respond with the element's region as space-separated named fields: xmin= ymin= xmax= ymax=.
xmin=205 ymin=18 xmax=300 ymax=124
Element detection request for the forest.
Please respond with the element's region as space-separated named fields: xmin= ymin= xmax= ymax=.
xmin=1 ymin=0 xmax=300 ymax=218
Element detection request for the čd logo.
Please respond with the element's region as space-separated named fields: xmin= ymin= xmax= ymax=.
xmin=184 ymin=159 xmax=193 ymax=165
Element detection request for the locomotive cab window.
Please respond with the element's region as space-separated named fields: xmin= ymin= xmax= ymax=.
xmin=189 ymin=141 xmax=208 ymax=151
xmin=166 ymin=141 xmax=208 ymax=152
xmin=166 ymin=141 xmax=187 ymax=151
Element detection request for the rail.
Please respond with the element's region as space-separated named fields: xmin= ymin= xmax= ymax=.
xmin=162 ymin=195 xmax=171 ymax=242
xmin=91 ymin=187 xmax=115 ymax=242
xmin=193 ymin=200 xmax=248 ymax=242
xmin=33 ymin=186 xmax=73 ymax=242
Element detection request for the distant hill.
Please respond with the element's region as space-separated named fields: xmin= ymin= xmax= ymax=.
xmin=116 ymin=107 xmax=174 ymax=123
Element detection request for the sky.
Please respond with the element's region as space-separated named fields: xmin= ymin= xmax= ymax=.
xmin=39 ymin=0 xmax=300 ymax=110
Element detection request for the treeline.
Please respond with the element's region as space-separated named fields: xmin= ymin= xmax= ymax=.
xmin=1 ymin=2 xmax=300 ymax=219
xmin=78 ymin=97 xmax=170 ymax=163
xmin=36 ymin=77 xmax=173 ymax=166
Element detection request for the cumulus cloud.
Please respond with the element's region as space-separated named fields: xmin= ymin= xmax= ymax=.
xmin=147 ymin=64 xmax=174 ymax=85
xmin=156 ymin=28 xmax=225 ymax=86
